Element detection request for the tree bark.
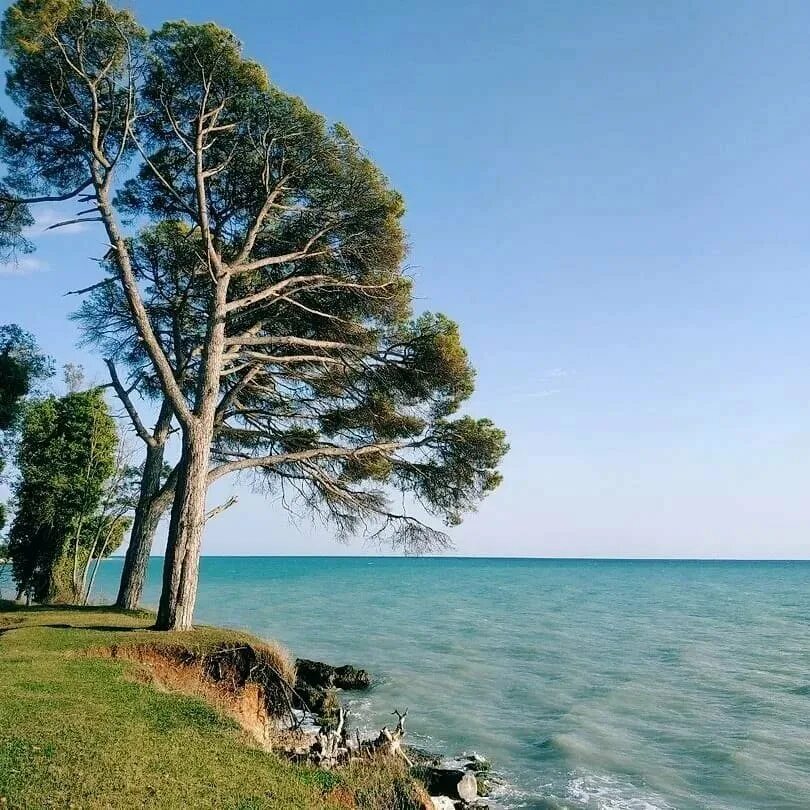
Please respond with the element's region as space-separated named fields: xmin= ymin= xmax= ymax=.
xmin=116 ymin=400 xmax=174 ymax=610
xmin=115 ymin=451 xmax=168 ymax=610
xmin=155 ymin=427 xmax=212 ymax=630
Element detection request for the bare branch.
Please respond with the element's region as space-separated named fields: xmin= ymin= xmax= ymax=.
xmin=45 ymin=216 xmax=102 ymax=231
xmin=205 ymin=495 xmax=238 ymax=522
xmin=0 ymin=180 xmax=93 ymax=206
xmin=230 ymin=224 xmax=335 ymax=277
xmin=210 ymin=442 xmax=401 ymax=482
xmin=104 ymin=359 xmax=155 ymax=447
xmin=64 ymin=278 xmax=114 ymax=296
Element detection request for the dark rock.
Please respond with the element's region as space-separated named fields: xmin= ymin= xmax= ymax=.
xmin=334 ymin=664 xmax=371 ymax=690
xmin=295 ymin=658 xmax=336 ymax=688
xmin=414 ymin=766 xmax=478 ymax=803
xmin=463 ymin=754 xmax=491 ymax=773
xmin=295 ymin=682 xmax=340 ymax=724
xmin=295 ymin=658 xmax=371 ymax=691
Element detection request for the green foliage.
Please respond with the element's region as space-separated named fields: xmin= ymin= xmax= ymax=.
xmin=0 ymin=324 xmax=53 ymax=432
xmin=0 ymin=325 xmax=53 ymax=533
xmin=0 ymin=190 xmax=33 ymax=261
xmin=0 ymin=0 xmax=145 ymax=196
xmin=7 ymin=388 xmax=120 ymax=602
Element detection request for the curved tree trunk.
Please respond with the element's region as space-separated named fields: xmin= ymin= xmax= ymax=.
xmin=154 ymin=184 xmax=230 ymax=630
xmin=115 ymin=468 xmax=174 ymax=610
xmin=116 ymin=400 xmax=174 ymax=610
xmin=155 ymin=428 xmax=212 ymax=630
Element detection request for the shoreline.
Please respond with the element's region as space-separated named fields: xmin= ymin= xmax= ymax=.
xmin=0 ymin=601 xmax=496 ymax=809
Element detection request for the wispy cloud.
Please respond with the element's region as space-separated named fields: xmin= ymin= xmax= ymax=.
xmin=28 ymin=207 xmax=90 ymax=236
xmin=524 ymin=388 xmax=561 ymax=399
xmin=0 ymin=255 xmax=50 ymax=275
xmin=506 ymin=369 xmax=573 ymax=401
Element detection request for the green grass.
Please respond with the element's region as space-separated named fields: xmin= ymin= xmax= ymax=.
xmin=0 ymin=603 xmax=427 ymax=810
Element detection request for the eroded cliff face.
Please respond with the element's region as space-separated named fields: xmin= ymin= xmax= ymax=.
xmin=104 ymin=641 xmax=297 ymax=749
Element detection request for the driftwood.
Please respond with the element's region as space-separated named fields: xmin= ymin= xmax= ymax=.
xmin=289 ymin=706 xmax=484 ymax=807
xmin=311 ymin=705 xmax=349 ymax=766
xmin=360 ymin=708 xmax=412 ymax=764
xmin=296 ymin=707 xmax=412 ymax=768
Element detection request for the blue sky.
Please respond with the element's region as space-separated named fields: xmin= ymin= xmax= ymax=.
xmin=2 ymin=0 xmax=810 ymax=557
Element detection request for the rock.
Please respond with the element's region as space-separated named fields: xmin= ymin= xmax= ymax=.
xmin=456 ymin=771 xmax=478 ymax=803
xmin=295 ymin=683 xmax=340 ymax=725
xmin=294 ymin=658 xmax=369 ymax=727
xmin=334 ymin=664 xmax=371 ymax=690
xmin=295 ymin=659 xmax=336 ymax=689
xmin=430 ymin=798 xmax=456 ymax=810
xmin=295 ymin=658 xmax=371 ymax=690
xmin=415 ymin=766 xmax=478 ymax=803
xmin=464 ymin=754 xmax=491 ymax=772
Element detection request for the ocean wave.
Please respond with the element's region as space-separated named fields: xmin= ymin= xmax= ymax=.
xmin=565 ymin=772 xmax=675 ymax=810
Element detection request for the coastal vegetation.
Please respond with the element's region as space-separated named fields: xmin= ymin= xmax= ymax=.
xmin=7 ymin=385 xmax=137 ymax=604
xmin=0 ymin=0 xmax=508 ymax=630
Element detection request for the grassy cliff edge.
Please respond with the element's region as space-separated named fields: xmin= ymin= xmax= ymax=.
xmin=0 ymin=603 xmax=429 ymax=810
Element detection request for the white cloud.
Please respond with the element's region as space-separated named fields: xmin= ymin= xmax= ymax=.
xmin=0 ymin=255 xmax=50 ymax=275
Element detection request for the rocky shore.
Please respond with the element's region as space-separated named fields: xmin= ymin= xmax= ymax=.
xmin=292 ymin=656 xmax=496 ymax=809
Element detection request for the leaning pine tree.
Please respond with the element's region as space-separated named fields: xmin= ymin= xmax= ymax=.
xmin=1 ymin=1 xmax=508 ymax=630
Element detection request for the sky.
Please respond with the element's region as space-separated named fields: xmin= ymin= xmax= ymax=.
xmin=2 ymin=0 xmax=810 ymax=558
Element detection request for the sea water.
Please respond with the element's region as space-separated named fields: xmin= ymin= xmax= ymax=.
xmin=87 ymin=558 xmax=810 ymax=809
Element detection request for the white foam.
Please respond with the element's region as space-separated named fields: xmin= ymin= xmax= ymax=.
xmin=566 ymin=772 xmax=675 ymax=810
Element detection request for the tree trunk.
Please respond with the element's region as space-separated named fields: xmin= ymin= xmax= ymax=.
xmin=116 ymin=399 xmax=174 ymax=611
xmin=154 ymin=238 xmax=229 ymax=631
xmin=116 ymin=444 xmax=167 ymax=610
xmin=155 ymin=428 xmax=212 ymax=630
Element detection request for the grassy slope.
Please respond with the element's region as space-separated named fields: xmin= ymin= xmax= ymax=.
xmin=0 ymin=603 xmax=424 ymax=810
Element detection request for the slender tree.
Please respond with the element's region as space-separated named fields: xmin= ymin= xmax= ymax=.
xmin=1 ymin=1 xmax=508 ymax=629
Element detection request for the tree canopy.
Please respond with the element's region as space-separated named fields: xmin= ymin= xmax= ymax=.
xmin=0 ymin=0 xmax=508 ymax=629
xmin=7 ymin=387 xmax=125 ymax=603
xmin=0 ymin=324 xmax=53 ymax=530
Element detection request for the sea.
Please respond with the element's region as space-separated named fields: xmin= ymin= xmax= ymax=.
xmin=80 ymin=558 xmax=810 ymax=808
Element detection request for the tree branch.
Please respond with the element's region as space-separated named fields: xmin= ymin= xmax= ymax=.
xmin=210 ymin=442 xmax=401 ymax=482
xmin=104 ymin=359 xmax=155 ymax=447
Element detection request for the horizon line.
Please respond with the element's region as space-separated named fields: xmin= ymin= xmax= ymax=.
xmin=107 ymin=555 xmax=810 ymax=562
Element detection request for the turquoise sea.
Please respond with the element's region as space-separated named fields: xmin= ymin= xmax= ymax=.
xmin=87 ymin=558 xmax=810 ymax=809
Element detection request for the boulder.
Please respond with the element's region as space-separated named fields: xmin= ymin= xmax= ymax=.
xmin=334 ymin=664 xmax=371 ymax=690
xmin=463 ymin=755 xmax=491 ymax=795
xmin=416 ymin=766 xmax=478 ymax=803
xmin=430 ymin=798 xmax=456 ymax=810
xmin=295 ymin=658 xmax=335 ymax=689
xmin=295 ymin=658 xmax=371 ymax=690
xmin=295 ymin=683 xmax=341 ymax=725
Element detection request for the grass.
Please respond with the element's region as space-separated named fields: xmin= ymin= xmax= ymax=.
xmin=0 ymin=603 xmax=428 ymax=810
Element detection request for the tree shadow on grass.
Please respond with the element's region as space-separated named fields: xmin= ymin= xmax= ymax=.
xmin=42 ymin=622 xmax=149 ymax=632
